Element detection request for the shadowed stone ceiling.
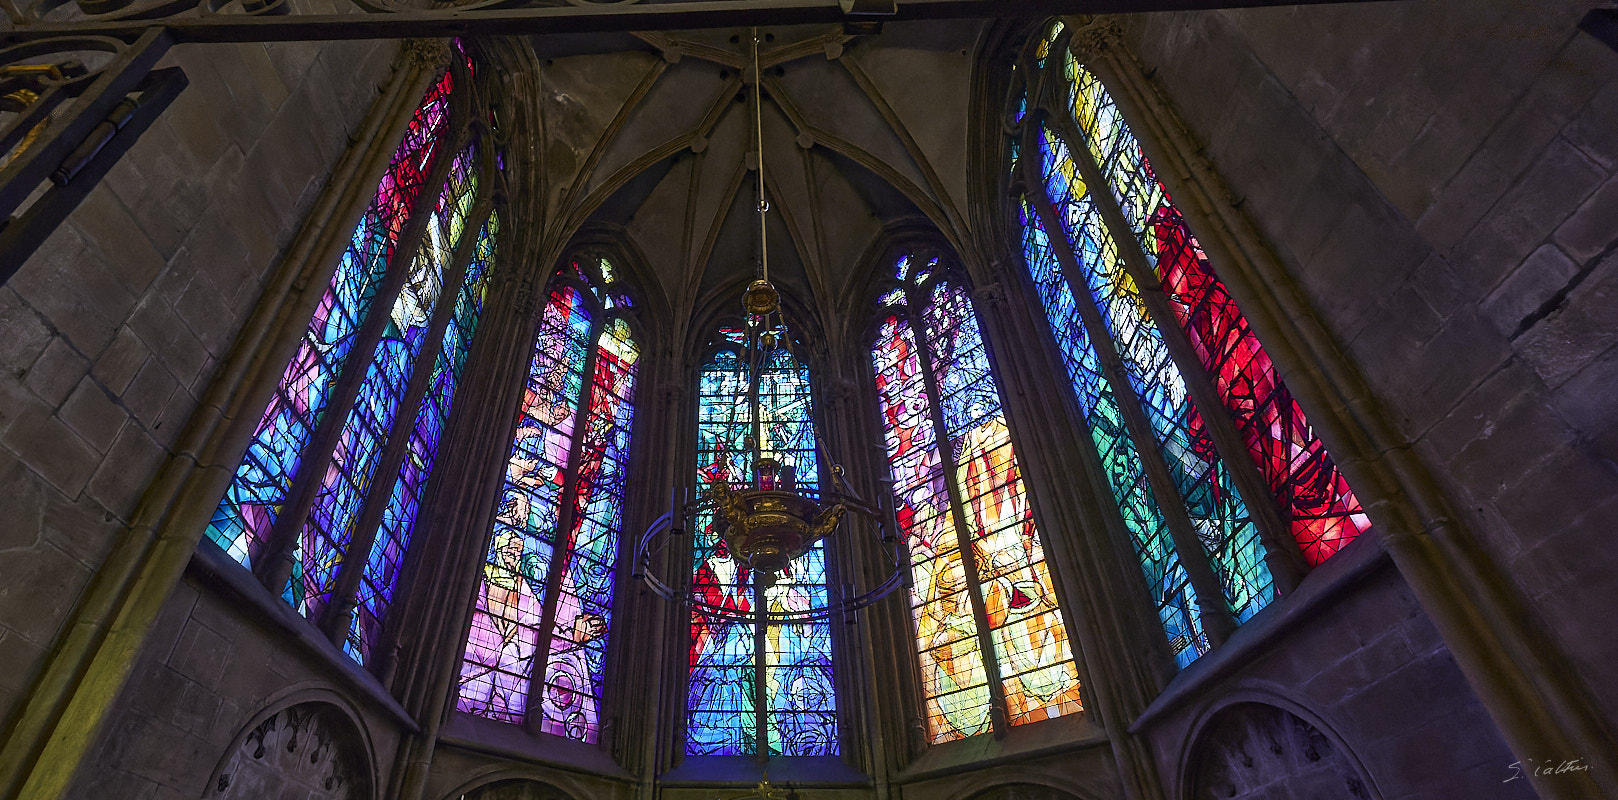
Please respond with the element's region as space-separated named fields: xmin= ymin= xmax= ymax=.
xmin=518 ymin=20 xmax=985 ymax=337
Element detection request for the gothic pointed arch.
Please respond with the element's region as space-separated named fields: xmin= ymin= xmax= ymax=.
xmin=457 ymin=249 xmax=643 ymax=744
xmin=866 ymin=240 xmax=1085 ymax=744
xmin=202 ymin=48 xmax=506 ymax=666
xmin=684 ymin=291 xmax=841 ymax=757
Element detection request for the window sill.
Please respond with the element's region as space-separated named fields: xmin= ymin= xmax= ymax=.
xmin=438 ymin=712 xmax=634 ymax=781
xmin=661 ymin=755 xmax=868 ymax=787
xmin=189 ymin=541 xmax=418 ymax=732
xmin=895 ymin=712 xmax=1108 ymax=783
xmin=1127 ymin=530 xmax=1393 ymax=734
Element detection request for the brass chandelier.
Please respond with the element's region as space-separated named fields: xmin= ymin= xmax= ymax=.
xmin=633 ymin=29 xmax=905 ymax=624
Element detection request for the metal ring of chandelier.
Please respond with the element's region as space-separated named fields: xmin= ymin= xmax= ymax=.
xmin=632 ymin=487 xmax=909 ymax=625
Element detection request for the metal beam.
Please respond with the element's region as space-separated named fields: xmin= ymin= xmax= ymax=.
xmin=1 ymin=0 xmax=1401 ymax=44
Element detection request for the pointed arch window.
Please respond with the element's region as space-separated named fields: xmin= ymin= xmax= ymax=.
xmin=687 ymin=324 xmax=838 ymax=757
xmin=456 ymin=255 xmax=640 ymax=743
xmin=1010 ymin=22 xmax=1371 ymax=668
xmin=871 ymin=254 xmax=1084 ymax=744
xmin=205 ymin=61 xmax=500 ymax=667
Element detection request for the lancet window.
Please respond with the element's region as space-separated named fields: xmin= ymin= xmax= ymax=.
xmin=687 ymin=324 xmax=839 ymax=757
xmin=204 ymin=59 xmax=500 ymax=666
xmin=456 ymin=255 xmax=640 ymax=743
xmin=1010 ymin=22 xmax=1371 ymax=668
xmin=871 ymin=254 xmax=1084 ymax=744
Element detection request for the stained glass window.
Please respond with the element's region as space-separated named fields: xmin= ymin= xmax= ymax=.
xmin=872 ymin=256 xmax=1083 ymax=744
xmin=296 ymin=143 xmax=480 ymax=620
xmin=688 ymin=325 xmax=838 ymax=757
xmin=1007 ymin=25 xmax=1372 ymax=667
xmin=458 ymin=257 xmax=639 ymax=745
xmin=1063 ymin=56 xmax=1369 ymax=566
xmin=206 ymin=70 xmax=456 ymax=568
xmin=349 ymin=211 xmax=500 ymax=663
xmin=203 ymin=58 xmax=504 ymax=672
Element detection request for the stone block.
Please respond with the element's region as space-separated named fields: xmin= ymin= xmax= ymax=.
xmin=0 ymin=402 xmax=101 ymax=498
xmin=126 ymin=297 xmax=210 ymax=393
xmin=73 ymin=185 xmax=168 ymax=298
xmin=1563 ymin=76 xmax=1618 ymax=171
xmin=232 ymin=42 xmax=293 ymax=117
xmin=0 ymin=369 xmax=49 ymax=441
xmin=0 ymin=449 xmax=43 ymax=552
xmin=22 ymin=336 xmax=90 ymax=408
xmin=0 ymin=542 xmax=90 ymax=644
xmin=1415 ymin=100 xmax=1563 ymax=254
xmin=1479 ymin=243 xmax=1579 ymax=339
xmin=114 ymin=138 xmax=207 ymax=262
xmin=1548 ymin=341 xmax=1618 ymax=462
xmin=151 ymin=383 xmax=200 ymax=449
xmin=155 ymin=56 xmax=235 ymax=171
xmin=176 ymin=201 xmax=260 ymax=307
xmin=241 ymin=108 xmax=327 ymax=231
xmin=1300 ymin=202 xmax=1431 ymax=343
xmin=9 ymin=225 xmax=118 ymax=357
xmin=0 ymin=628 xmax=47 ymax=698
xmin=60 ymin=377 xmax=130 ymax=454
xmin=1405 ymin=251 xmax=1477 ymax=320
xmin=217 ymin=45 xmax=285 ymax=130
xmin=168 ymin=619 xmax=232 ymax=688
xmin=0 ymin=287 xmax=51 ymax=376
xmin=1303 ymin=628 xmax=1419 ymax=703
xmin=263 ymin=41 xmax=323 ymax=91
xmin=120 ymin=358 xmax=180 ymax=433
xmin=1552 ymin=172 xmax=1618 ymax=262
xmin=1389 ymin=309 xmax=1514 ymax=438
xmin=94 ymin=327 xmax=152 ymax=397
xmin=40 ymin=486 xmax=118 ymax=569
xmin=174 ymin=274 xmax=238 ymax=359
xmin=1515 ymin=249 xmax=1618 ymax=388
xmin=1418 ymin=357 xmax=1550 ymax=473
xmin=85 ymin=425 xmax=166 ymax=521
xmin=1510 ymin=496 xmax=1618 ymax=603
xmin=1492 ymin=444 xmax=1618 ymax=556
xmin=1449 ymin=136 xmax=1605 ymax=294
xmin=1345 ymin=284 xmax=1445 ymax=417
xmin=111 ymin=713 xmax=211 ymax=790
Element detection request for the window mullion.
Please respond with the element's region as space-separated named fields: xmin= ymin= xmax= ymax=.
xmin=1046 ymin=108 xmax=1308 ymax=593
xmin=904 ymin=295 xmax=1013 ymax=736
xmin=256 ymin=122 xmax=468 ymax=598
xmin=524 ymin=310 xmax=605 ymax=733
xmin=318 ymin=195 xmax=496 ymax=644
xmin=746 ymin=343 xmax=771 ymax=759
xmin=1020 ymin=163 xmax=1238 ymax=648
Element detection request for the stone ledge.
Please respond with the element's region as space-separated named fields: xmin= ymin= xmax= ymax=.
xmin=894 ymin=712 xmax=1108 ymax=784
xmin=1129 ymin=530 xmax=1394 ymax=734
xmin=187 ymin=540 xmax=418 ymax=732
xmin=439 ymin=711 xmax=636 ymax=781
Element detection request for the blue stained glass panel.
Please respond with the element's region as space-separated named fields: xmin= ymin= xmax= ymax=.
xmin=688 ymin=332 xmax=838 ymax=756
xmin=1038 ymin=128 xmax=1273 ymax=622
xmin=459 ymin=286 xmax=592 ymax=723
xmin=1017 ymin=198 xmax=1207 ymax=666
xmin=346 ymin=211 xmax=499 ymax=664
xmin=293 ymin=145 xmax=479 ymax=619
xmin=206 ymin=71 xmax=455 ymax=569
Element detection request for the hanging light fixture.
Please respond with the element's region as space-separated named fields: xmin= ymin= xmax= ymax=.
xmin=635 ymin=28 xmax=905 ymax=623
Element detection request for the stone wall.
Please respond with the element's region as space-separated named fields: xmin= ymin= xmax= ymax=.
xmin=1118 ymin=0 xmax=1618 ymax=793
xmin=1137 ymin=557 xmax=1527 ymax=800
xmin=0 ymin=31 xmax=399 ymax=761
xmin=65 ymin=562 xmax=409 ymax=798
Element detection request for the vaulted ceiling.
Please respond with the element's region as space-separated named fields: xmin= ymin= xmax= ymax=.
xmin=495 ymin=20 xmax=990 ymax=342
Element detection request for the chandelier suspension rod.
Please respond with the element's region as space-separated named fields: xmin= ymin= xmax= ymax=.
xmin=752 ymin=25 xmax=768 ymax=287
